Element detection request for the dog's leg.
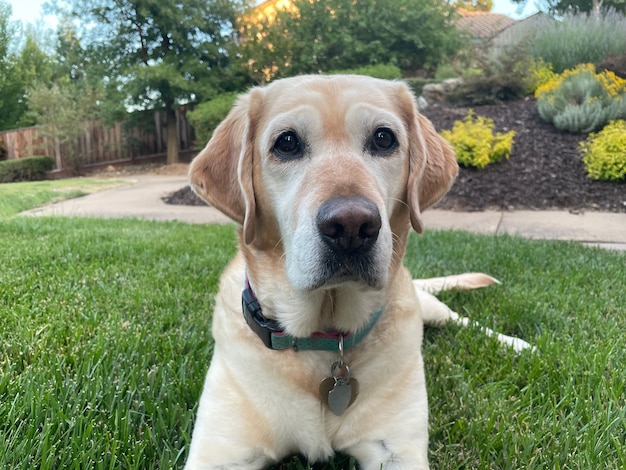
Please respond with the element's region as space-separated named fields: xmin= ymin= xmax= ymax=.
xmin=413 ymin=277 xmax=533 ymax=353
xmin=412 ymin=272 xmax=500 ymax=296
xmin=348 ymin=440 xmax=429 ymax=470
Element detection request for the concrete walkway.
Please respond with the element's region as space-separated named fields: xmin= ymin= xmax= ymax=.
xmin=21 ymin=173 xmax=626 ymax=251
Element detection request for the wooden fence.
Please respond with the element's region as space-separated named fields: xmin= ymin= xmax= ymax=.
xmin=0 ymin=106 xmax=196 ymax=172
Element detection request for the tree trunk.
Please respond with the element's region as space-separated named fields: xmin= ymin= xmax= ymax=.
xmin=592 ymin=0 xmax=603 ymax=17
xmin=166 ymin=106 xmax=179 ymax=164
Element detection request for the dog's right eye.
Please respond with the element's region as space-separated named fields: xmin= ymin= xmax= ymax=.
xmin=369 ymin=127 xmax=397 ymax=155
xmin=273 ymin=131 xmax=303 ymax=160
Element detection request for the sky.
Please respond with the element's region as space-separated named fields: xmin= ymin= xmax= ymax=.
xmin=7 ymin=0 xmax=540 ymax=27
xmin=8 ymin=0 xmax=56 ymax=26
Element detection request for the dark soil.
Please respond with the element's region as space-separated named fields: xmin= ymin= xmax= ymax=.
xmin=423 ymin=97 xmax=625 ymax=213
xmin=163 ymin=98 xmax=626 ymax=213
xmin=162 ymin=185 xmax=208 ymax=206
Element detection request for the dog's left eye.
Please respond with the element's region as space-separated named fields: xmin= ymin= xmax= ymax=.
xmin=273 ymin=131 xmax=303 ymax=160
xmin=370 ymin=128 xmax=397 ymax=154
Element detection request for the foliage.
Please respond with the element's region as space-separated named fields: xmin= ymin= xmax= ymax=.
xmin=453 ymin=0 xmax=494 ymax=11
xmin=434 ymin=63 xmax=460 ymax=81
xmin=187 ymin=92 xmax=239 ymax=148
xmin=2 ymin=218 xmax=626 ymax=468
xmin=535 ymin=63 xmax=626 ymax=132
xmin=328 ymin=64 xmax=403 ymax=80
xmin=447 ymin=45 xmax=534 ymax=106
xmin=526 ymin=11 xmax=626 ymax=73
xmin=0 ymin=3 xmax=55 ymax=130
xmin=441 ymin=110 xmax=516 ymax=169
xmin=10 ymin=27 xmax=56 ymax=128
xmin=0 ymin=1 xmax=18 ymax=130
xmin=0 ymin=156 xmax=54 ymax=183
xmin=525 ymin=58 xmax=558 ymax=95
xmin=48 ymin=0 xmax=251 ymax=164
xmin=27 ymin=81 xmax=102 ymax=174
xmin=404 ymin=77 xmax=440 ymax=97
xmin=239 ymin=0 xmax=462 ymax=82
xmin=579 ymin=119 xmax=626 ymax=180
xmin=511 ymin=0 xmax=625 ymax=16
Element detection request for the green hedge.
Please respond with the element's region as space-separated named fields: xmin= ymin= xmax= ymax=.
xmin=404 ymin=77 xmax=439 ymax=96
xmin=187 ymin=92 xmax=240 ymax=148
xmin=328 ymin=64 xmax=403 ymax=80
xmin=0 ymin=156 xmax=55 ymax=183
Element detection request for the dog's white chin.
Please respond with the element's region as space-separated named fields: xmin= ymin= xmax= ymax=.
xmin=284 ymin=227 xmax=393 ymax=293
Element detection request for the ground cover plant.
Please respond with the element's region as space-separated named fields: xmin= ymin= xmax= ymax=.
xmin=1 ymin=215 xmax=625 ymax=469
xmin=535 ymin=63 xmax=626 ymax=133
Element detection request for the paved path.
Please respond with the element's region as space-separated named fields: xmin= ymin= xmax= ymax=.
xmin=21 ymin=174 xmax=626 ymax=251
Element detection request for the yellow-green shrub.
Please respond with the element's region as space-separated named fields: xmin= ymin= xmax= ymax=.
xmin=579 ymin=120 xmax=626 ymax=181
xmin=526 ymin=59 xmax=558 ymax=95
xmin=440 ymin=110 xmax=516 ymax=169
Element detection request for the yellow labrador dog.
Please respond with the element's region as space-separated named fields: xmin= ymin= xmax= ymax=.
xmin=185 ymin=75 xmax=511 ymax=469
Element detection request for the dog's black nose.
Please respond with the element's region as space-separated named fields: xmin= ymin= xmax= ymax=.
xmin=317 ymin=197 xmax=381 ymax=255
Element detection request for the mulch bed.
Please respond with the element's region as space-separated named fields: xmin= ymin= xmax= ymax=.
xmin=423 ymin=98 xmax=625 ymax=213
xmin=163 ymin=97 xmax=625 ymax=213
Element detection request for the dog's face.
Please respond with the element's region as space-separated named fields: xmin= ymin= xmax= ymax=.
xmin=190 ymin=75 xmax=457 ymax=333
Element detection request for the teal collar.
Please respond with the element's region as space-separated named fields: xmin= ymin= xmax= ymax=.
xmin=242 ymin=279 xmax=383 ymax=352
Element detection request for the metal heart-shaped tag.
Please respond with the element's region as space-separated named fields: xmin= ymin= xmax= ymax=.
xmin=319 ymin=376 xmax=359 ymax=416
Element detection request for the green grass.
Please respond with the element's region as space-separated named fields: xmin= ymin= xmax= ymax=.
xmin=1 ymin=216 xmax=625 ymax=469
xmin=0 ymin=177 xmax=132 ymax=218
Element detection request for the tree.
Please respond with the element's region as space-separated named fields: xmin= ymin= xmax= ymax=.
xmin=0 ymin=2 xmax=56 ymax=131
xmin=511 ymin=0 xmax=625 ymax=16
xmin=49 ymin=0 xmax=251 ymax=164
xmin=11 ymin=25 xmax=56 ymax=128
xmin=240 ymin=0 xmax=462 ymax=82
xmin=27 ymin=80 xmax=102 ymax=172
xmin=454 ymin=0 xmax=494 ymax=12
xmin=0 ymin=1 xmax=19 ymax=130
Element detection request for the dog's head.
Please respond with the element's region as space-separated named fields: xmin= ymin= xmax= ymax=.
xmin=190 ymin=75 xmax=457 ymax=333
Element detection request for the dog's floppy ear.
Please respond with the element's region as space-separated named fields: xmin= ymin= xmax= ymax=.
xmin=189 ymin=90 xmax=261 ymax=244
xmin=400 ymin=86 xmax=458 ymax=234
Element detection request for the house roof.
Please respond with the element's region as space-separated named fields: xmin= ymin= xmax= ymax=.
xmin=456 ymin=9 xmax=517 ymax=40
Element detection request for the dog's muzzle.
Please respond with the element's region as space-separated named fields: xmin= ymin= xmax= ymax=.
xmin=314 ymin=197 xmax=384 ymax=288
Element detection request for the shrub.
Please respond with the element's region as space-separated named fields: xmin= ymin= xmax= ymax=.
xmin=187 ymin=92 xmax=239 ymax=148
xmin=0 ymin=156 xmax=55 ymax=183
xmin=328 ymin=64 xmax=403 ymax=80
xmin=447 ymin=45 xmax=534 ymax=106
xmin=440 ymin=110 xmax=516 ymax=169
xmin=526 ymin=58 xmax=558 ymax=95
xmin=529 ymin=11 xmax=626 ymax=73
xmin=579 ymin=120 xmax=626 ymax=181
xmin=404 ymin=77 xmax=440 ymax=97
xmin=535 ymin=63 xmax=626 ymax=133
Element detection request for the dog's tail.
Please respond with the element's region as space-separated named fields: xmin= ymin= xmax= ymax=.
xmin=412 ymin=273 xmax=500 ymax=295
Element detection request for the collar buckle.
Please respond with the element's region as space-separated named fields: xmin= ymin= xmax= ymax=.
xmin=242 ymin=286 xmax=282 ymax=349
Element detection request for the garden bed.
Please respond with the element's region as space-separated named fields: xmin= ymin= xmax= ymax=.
xmin=163 ymin=97 xmax=625 ymax=213
xmin=423 ymin=97 xmax=625 ymax=213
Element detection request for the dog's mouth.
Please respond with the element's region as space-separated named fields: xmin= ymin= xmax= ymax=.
xmin=312 ymin=254 xmax=386 ymax=290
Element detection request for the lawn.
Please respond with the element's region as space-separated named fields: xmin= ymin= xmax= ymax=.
xmin=0 ymin=177 xmax=132 ymax=218
xmin=1 ymin=203 xmax=625 ymax=468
